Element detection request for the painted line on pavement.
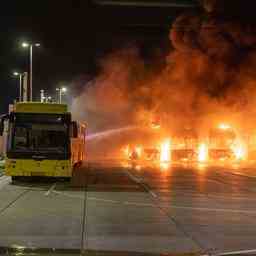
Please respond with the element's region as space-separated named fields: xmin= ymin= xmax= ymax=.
xmin=124 ymin=170 xmax=142 ymax=183
xmin=53 ymin=191 xmax=125 ymax=204
xmin=216 ymin=249 xmax=256 ymax=256
xmin=88 ymin=196 xmax=122 ymax=204
xmin=232 ymin=171 xmax=256 ymax=179
xmin=44 ymin=182 xmax=57 ymax=196
xmin=52 ymin=189 xmax=256 ymax=213
xmin=123 ymin=201 xmax=155 ymax=207
xmin=52 ymin=190 xmax=84 ymax=199
xmin=53 ymin=190 xmax=155 ymax=206
xmin=124 ymin=170 xmax=157 ymax=197
xmin=208 ymin=194 xmax=256 ymax=201
xmin=206 ymin=179 xmax=226 ymax=185
xmin=0 ymin=189 xmax=30 ymax=216
xmin=147 ymin=189 xmax=158 ymax=198
xmin=166 ymin=205 xmax=256 ymax=214
xmin=216 ymin=166 xmax=256 ymax=179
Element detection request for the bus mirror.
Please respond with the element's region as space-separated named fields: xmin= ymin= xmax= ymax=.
xmin=71 ymin=121 xmax=78 ymax=138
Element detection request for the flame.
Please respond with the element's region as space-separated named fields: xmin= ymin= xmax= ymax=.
xmin=123 ymin=145 xmax=142 ymax=159
xmin=160 ymin=139 xmax=171 ymax=162
xmin=123 ymin=145 xmax=130 ymax=157
xmin=135 ymin=165 xmax=142 ymax=171
xmin=135 ymin=146 xmax=142 ymax=157
xmin=231 ymin=140 xmax=247 ymax=161
xmin=151 ymin=123 xmax=161 ymax=130
xmin=160 ymin=162 xmax=170 ymax=171
xmin=198 ymin=143 xmax=208 ymax=163
xmin=218 ymin=123 xmax=231 ymax=130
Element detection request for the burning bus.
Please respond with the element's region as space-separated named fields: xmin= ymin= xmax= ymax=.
xmin=208 ymin=124 xmax=247 ymax=162
xmin=208 ymin=124 xmax=236 ymax=161
xmin=122 ymin=121 xmax=251 ymax=167
xmin=171 ymin=128 xmax=198 ymax=162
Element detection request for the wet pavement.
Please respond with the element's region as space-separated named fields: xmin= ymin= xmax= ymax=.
xmin=0 ymin=162 xmax=256 ymax=255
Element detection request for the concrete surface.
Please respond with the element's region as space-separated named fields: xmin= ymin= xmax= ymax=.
xmin=0 ymin=163 xmax=256 ymax=255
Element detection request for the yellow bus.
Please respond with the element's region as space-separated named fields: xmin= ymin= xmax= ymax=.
xmin=0 ymin=102 xmax=85 ymax=181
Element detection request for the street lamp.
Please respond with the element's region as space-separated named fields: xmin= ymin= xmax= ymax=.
xmin=22 ymin=42 xmax=29 ymax=48
xmin=56 ymin=87 xmax=67 ymax=103
xmin=22 ymin=42 xmax=40 ymax=101
xmin=13 ymin=72 xmax=24 ymax=102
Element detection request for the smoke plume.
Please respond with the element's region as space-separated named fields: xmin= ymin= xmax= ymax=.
xmin=72 ymin=0 xmax=256 ymax=136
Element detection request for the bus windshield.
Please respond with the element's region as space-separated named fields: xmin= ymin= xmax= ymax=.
xmin=13 ymin=123 xmax=68 ymax=153
xmin=8 ymin=113 xmax=71 ymax=155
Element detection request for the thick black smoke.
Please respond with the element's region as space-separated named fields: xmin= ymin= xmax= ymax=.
xmin=72 ymin=0 xmax=256 ymax=135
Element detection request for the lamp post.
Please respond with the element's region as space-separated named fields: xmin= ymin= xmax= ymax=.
xmin=22 ymin=42 xmax=40 ymax=101
xmin=56 ymin=87 xmax=67 ymax=103
xmin=46 ymin=96 xmax=52 ymax=103
xmin=40 ymin=89 xmax=45 ymax=103
xmin=13 ymin=72 xmax=24 ymax=102
xmin=40 ymin=90 xmax=52 ymax=103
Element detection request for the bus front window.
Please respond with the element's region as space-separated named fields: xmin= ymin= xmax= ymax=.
xmin=13 ymin=124 xmax=68 ymax=153
xmin=14 ymin=127 xmax=27 ymax=149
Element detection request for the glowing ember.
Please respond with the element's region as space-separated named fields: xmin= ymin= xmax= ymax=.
xmin=218 ymin=124 xmax=231 ymax=130
xmin=198 ymin=143 xmax=208 ymax=163
xmin=160 ymin=139 xmax=171 ymax=162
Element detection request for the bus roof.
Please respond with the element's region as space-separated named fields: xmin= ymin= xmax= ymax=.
xmin=13 ymin=102 xmax=68 ymax=114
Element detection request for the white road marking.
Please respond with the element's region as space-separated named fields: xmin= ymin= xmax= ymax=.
xmin=124 ymin=170 xmax=157 ymax=197
xmin=124 ymin=170 xmax=142 ymax=183
xmin=124 ymin=201 xmax=154 ymax=207
xmin=147 ymin=189 xmax=158 ymax=198
xmin=52 ymin=190 xmax=84 ymax=199
xmin=216 ymin=249 xmax=256 ymax=256
xmin=0 ymin=176 xmax=11 ymax=190
xmin=51 ymin=189 xmax=256 ymax=213
xmin=166 ymin=205 xmax=256 ymax=214
xmin=88 ymin=196 xmax=120 ymax=204
xmin=44 ymin=183 xmax=57 ymax=196
xmin=232 ymin=171 xmax=256 ymax=178
xmin=206 ymin=179 xmax=225 ymax=185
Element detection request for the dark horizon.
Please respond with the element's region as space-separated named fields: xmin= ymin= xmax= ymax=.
xmin=0 ymin=0 xmax=196 ymax=114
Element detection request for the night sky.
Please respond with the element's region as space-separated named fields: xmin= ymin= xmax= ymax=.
xmin=0 ymin=0 xmax=196 ymax=114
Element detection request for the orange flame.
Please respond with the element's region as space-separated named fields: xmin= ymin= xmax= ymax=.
xmin=160 ymin=139 xmax=171 ymax=162
xmin=135 ymin=146 xmax=142 ymax=157
xmin=123 ymin=145 xmax=130 ymax=157
xmin=198 ymin=143 xmax=208 ymax=163
xmin=231 ymin=140 xmax=247 ymax=161
xmin=218 ymin=123 xmax=231 ymax=130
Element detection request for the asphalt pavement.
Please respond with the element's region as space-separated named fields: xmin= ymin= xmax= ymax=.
xmin=0 ymin=162 xmax=256 ymax=255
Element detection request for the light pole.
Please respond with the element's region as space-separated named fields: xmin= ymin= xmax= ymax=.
xmin=40 ymin=90 xmax=52 ymax=103
xmin=46 ymin=96 xmax=52 ymax=103
xmin=56 ymin=87 xmax=67 ymax=103
xmin=13 ymin=72 xmax=24 ymax=102
xmin=40 ymin=89 xmax=45 ymax=103
xmin=22 ymin=42 xmax=40 ymax=101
